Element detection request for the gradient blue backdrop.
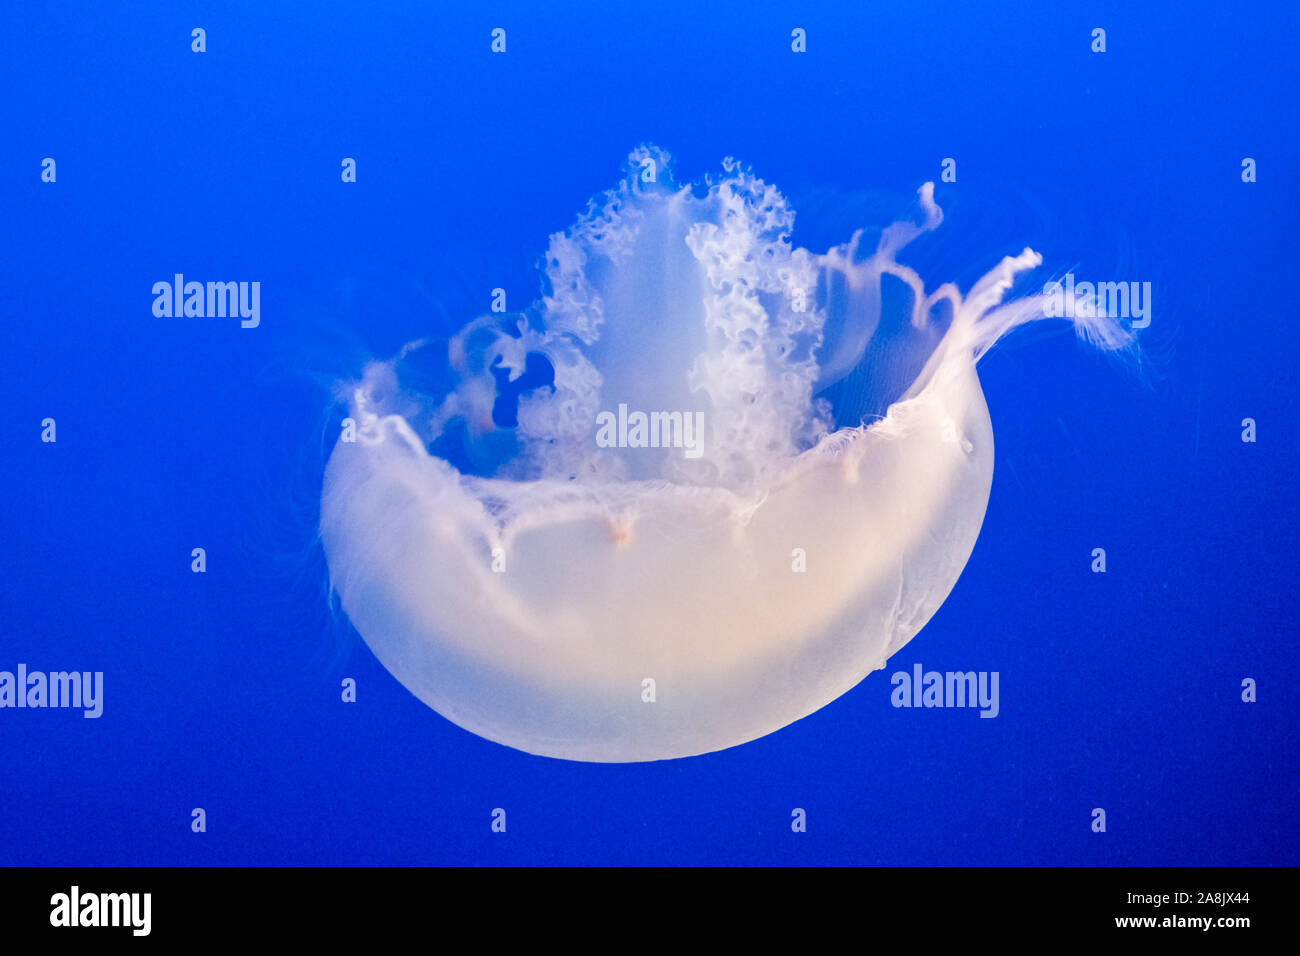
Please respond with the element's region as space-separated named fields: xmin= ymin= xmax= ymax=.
xmin=3 ymin=0 xmax=1296 ymax=865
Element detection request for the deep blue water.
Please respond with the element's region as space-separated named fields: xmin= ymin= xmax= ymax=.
xmin=3 ymin=1 xmax=1297 ymax=865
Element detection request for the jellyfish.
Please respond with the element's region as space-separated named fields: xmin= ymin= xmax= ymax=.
xmin=320 ymin=146 xmax=1130 ymax=762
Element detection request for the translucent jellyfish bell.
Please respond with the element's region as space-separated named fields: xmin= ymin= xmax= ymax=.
xmin=320 ymin=147 xmax=1130 ymax=762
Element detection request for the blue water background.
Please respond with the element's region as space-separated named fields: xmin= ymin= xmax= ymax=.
xmin=2 ymin=0 xmax=1296 ymax=864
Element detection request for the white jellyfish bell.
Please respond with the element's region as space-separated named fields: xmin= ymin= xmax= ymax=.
xmin=320 ymin=146 xmax=1131 ymax=762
